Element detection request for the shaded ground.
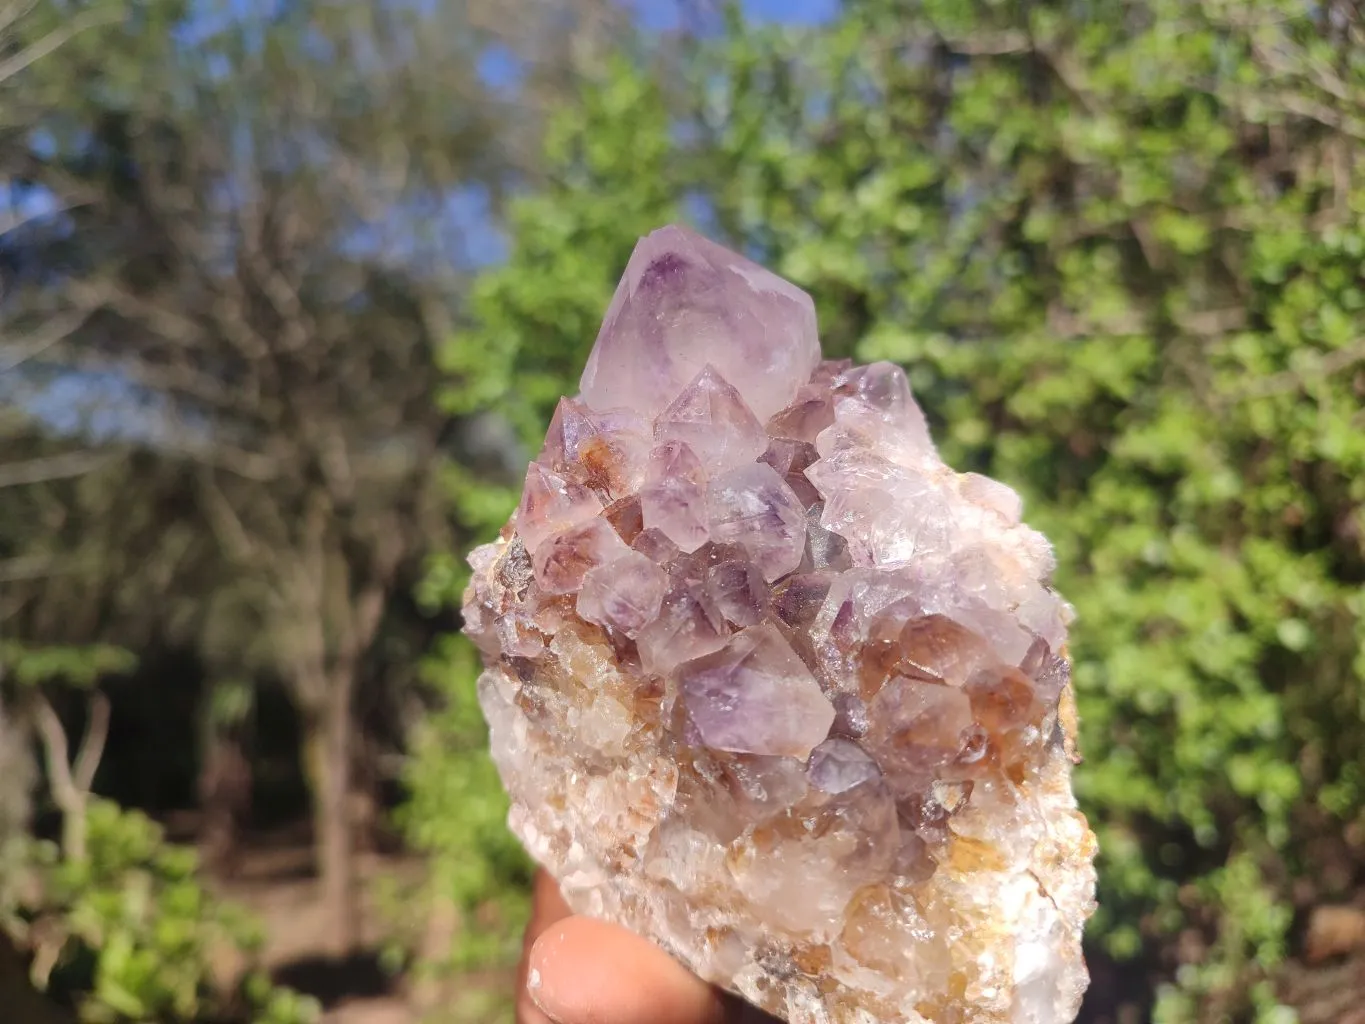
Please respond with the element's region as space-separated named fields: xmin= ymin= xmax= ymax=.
xmin=206 ymin=822 xmax=514 ymax=1024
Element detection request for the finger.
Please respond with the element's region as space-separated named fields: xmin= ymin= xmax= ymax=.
xmin=517 ymin=871 xmax=575 ymax=1024
xmin=525 ymin=869 xmax=574 ymax=945
xmin=527 ymin=915 xmax=728 ymax=1024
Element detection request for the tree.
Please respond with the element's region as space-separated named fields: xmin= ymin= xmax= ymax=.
xmin=423 ymin=1 xmax=1365 ymax=1018
xmin=0 ymin=0 xmax=632 ymax=954
xmin=3 ymin=0 xmax=653 ymax=956
xmin=0 ymin=5 xmax=151 ymax=1017
xmin=6 ymin=6 xmax=441 ymax=953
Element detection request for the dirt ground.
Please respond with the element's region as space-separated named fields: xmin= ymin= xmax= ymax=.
xmin=212 ymin=824 xmax=514 ymax=1024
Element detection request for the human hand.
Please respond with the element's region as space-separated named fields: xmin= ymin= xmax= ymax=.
xmin=517 ymin=869 xmax=781 ymax=1024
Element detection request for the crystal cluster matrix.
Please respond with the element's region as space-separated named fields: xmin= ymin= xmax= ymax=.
xmin=464 ymin=226 xmax=1098 ymax=1024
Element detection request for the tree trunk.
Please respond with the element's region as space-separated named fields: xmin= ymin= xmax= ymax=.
xmin=198 ymin=723 xmax=251 ymax=879
xmin=303 ymin=667 xmax=359 ymax=956
xmin=349 ymin=725 xmax=383 ymax=854
xmin=33 ymin=692 xmax=108 ymax=865
xmin=410 ymin=895 xmax=459 ymax=1014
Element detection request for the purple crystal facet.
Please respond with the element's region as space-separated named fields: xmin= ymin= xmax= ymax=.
xmin=640 ymin=440 xmax=711 ymax=554
xmin=808 ymin=738 xmax=881 ymax=794
xmin=531 ymin=517 xmax=629 ymax=594
xmin=580 ymin=225 xmax=820 ymax=422
xmin=540 ymin=398 xmax=651 ymax=499
xmin=704 ymin=558 xmax=771 ymax=628
xmin=577 ymin=550 xmax=667 ymax=636
xmin=678 ymin=624 xmax=834 ymax=759
xmin=706 ymin=463 xmax=807 ymax=582
xmin=636 ymin=582 xmax=728 ymax=677
xmin=516 ymin=463 xmax=603 ymax=555
xmin=866 ymin=678 xmax=975 ymax=776
xmin=655 ymin=365 xmax=767 ymax=471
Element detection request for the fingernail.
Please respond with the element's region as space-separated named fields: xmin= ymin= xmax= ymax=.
xmin=527 ymin=938 xmax=563 ymax=1022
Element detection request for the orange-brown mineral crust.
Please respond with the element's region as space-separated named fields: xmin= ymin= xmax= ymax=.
xmin=464 ymin=225 xmax=1098 ymax=1024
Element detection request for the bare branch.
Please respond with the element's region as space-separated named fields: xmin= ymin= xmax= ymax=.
xmin=1266 ymin=91 xmax=1365 ymax=141
xmin=935 ymin=29 xmax=1031 ymax=55
xmin=344 ymin=518 xmax=405 ymax=662
xmin=319 ymin=431 xmax=355 ymax=504
xmin=236 ymin=198 xmax=315 ymax=353
xmin=33 ymin=691 xmax=107 ymax=863
xmin=1039 ymin=47 xmax=1101 ymax=115
xmin=1251 ymin=37 xmax=1359 ymax=107
xmin=72 ymin=691 xmax=110 ymax=796
xmin=1129 ymin=217 xmax=1166 ymax=272
xmin=0 ymin=196 xmax=84 ymax=239
xmin=0 ymin=1 xmax=41 ymax=40
xmin=177 ymin=441 xmax=282 ymax=481
xmin=3 ymin=154 xmax=103 ymax=209
xmin=0 ymin=5 xmax=121 ymax=85
xmin=33 ymin=693 xmax=76 ymax=818
xmin=198 ymin=471 xmax=261 ymax=565
xmin=1174 ymin=308 xmax=1248 ymax=336
xmin=66 ymin=278 xmax=207 ymax=348
xmin=50 ymin=345 xmax=239 ymax=411
xmin=0 ymin=451 xmax=115 ymax=489
xmin=925 ymin=24 xmax=1101 ymax=114
xmin=210 ymin=283 xmax=273 ymax=362
xmin=0 ymin=309 xmax=93 ymax=373
xmin=0 ymin=554 xmax=69 ymax=583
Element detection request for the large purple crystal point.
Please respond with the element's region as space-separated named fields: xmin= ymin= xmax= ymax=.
xmin=466 ymin=224 xmax=1097 ymax=1024
xmin=580 ymin=225 xmax=820 ymax=421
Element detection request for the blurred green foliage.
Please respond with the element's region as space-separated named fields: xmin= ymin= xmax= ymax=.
xmin=0 ymin=645 xmax=137 ymax=691
xmin=399 ymin=632 xmax=533 ymax=973
xmin=414 ymin=1 xmax=1365 ymax=1019
xmin=0 ymin=641 xmax=311 ymax=1023
xmin=11 ymin=800 xmax=316 ymax=1024
xmin=438 ymin=53 xmax=685 ymax=443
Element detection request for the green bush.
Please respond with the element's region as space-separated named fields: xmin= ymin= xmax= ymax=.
xmin=14 ymin=799 xmax=318 ymax=1024
xmin=418 ymin=2 xmax=1365 ymax=1018
xmin=1 ymin=639 xmax=313 ymax=1024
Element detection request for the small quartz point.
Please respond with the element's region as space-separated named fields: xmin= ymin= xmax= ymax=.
xmin=641 ymin=440 xmax=711 ymax=554
xmin=466 ymin=224 xmax=1098 ymax=1024
xmin=656 ymin=365 xmax=768 ymax=472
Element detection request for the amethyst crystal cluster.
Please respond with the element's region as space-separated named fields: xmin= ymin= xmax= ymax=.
xmin=464 ymin=226 xmax=1097 ymax=1024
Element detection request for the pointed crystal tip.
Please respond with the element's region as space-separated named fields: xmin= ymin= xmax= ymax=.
xmin=579 ymin=225 xmax=820 ymax=422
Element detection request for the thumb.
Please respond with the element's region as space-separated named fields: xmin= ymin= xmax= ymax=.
xmin=526 ymin=915 xmax=728 ymax=1024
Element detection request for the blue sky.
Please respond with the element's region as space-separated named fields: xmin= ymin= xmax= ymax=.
xmin=637 ymin=0 xmax=837 ymax=28
xmin=745 ymin=0 xmax=836 ymax=20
